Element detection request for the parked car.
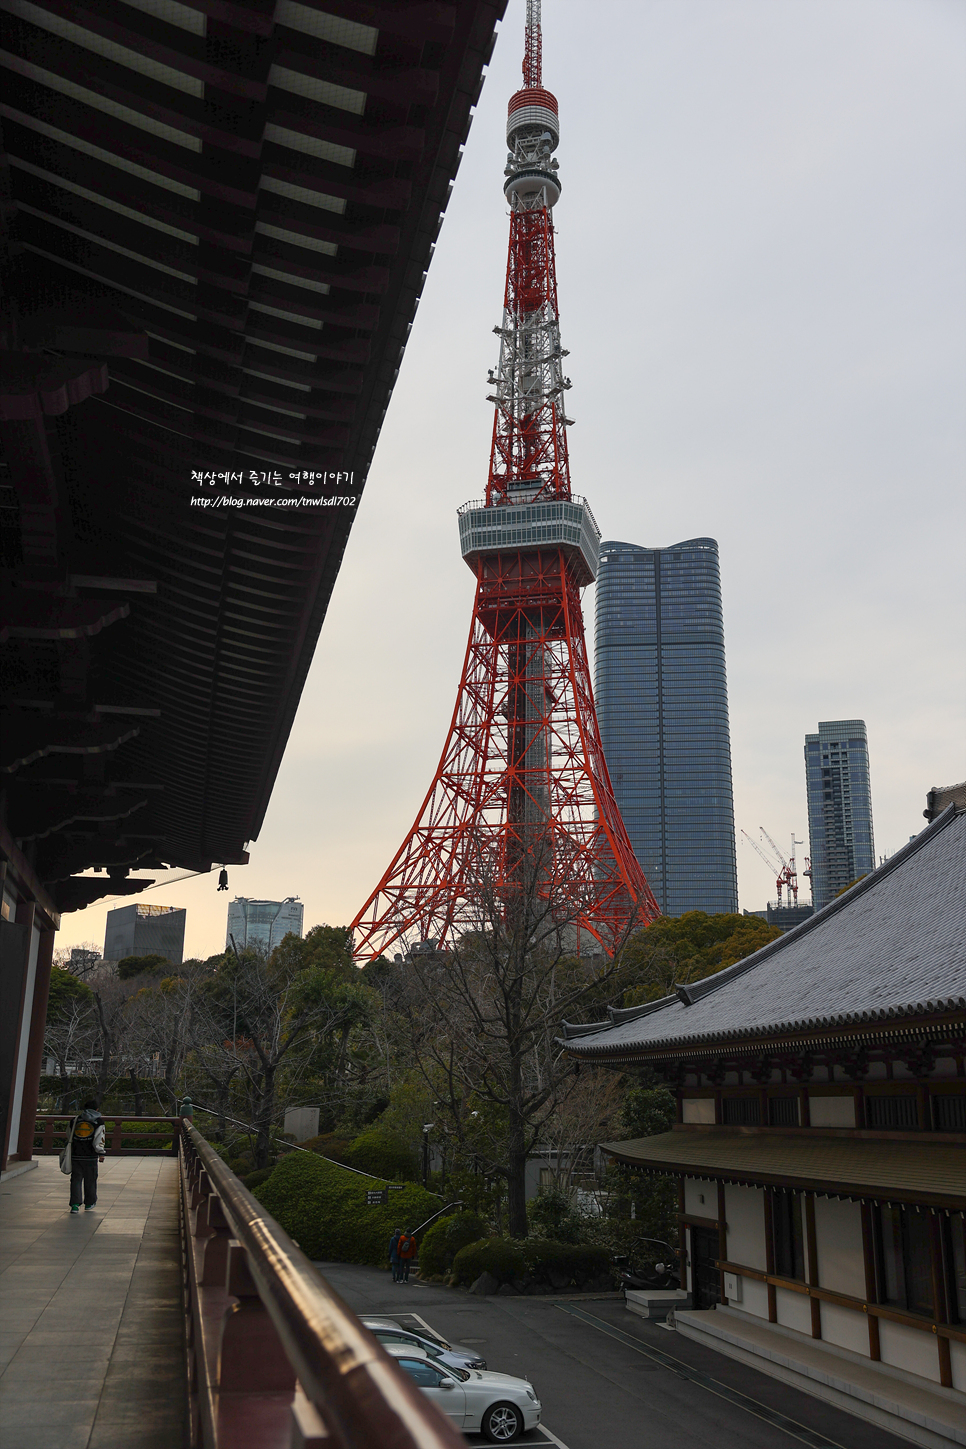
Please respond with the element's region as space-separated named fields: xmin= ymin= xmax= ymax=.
xmin=360 ymin=1316 xmax=486 ymax=1370
xmin=383 ymin=1343 xmax=540 ymax=1442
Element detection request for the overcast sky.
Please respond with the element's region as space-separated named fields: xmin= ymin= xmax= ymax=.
xmin=61 ymin=0 xmax=966 ymax=962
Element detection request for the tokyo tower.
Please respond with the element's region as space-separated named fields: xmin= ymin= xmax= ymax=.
xmin=351 ymin=1 xmax=659 ymax=963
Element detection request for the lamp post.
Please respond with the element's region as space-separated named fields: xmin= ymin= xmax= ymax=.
xmin=422 ymin=1123 xmax=434 ymax=1190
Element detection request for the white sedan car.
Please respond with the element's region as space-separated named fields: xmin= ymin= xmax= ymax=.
xmin=384 ymin=1343 xmax=541 ymax=1442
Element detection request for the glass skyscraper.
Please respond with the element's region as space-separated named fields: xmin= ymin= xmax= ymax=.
xmin=595 ymin=538 xmax=738 ymax=916
xmin=804 ymin=720 xmax=875 ymax=910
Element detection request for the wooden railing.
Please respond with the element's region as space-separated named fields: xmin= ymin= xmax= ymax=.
xmin=35 ymin=1114 xmax=183 ymax=1156
xmin=180 ymin=1123 xmax=464 ymax=1449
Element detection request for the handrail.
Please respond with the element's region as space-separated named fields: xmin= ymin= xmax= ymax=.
xmin=182 ymin=1122 xmax=464 ymax=1448
xmin=35 ymin=1113 xmax=182 ymax=1157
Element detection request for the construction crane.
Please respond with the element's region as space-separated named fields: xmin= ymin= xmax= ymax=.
xmin=741 ymin=827 xmax=802 ymax=905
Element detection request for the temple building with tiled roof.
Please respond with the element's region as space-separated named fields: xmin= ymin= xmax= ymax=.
xmin=563 ymin=804 xmax=966 ymax=1447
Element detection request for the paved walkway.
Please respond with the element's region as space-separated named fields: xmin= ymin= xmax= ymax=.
xmin=0 ymin=1155 xmax=185 ymax=1449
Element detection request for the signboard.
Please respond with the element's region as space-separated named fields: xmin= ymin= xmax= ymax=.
xmin=387 ymin=1184 xmax=404 ymax=1192
xmin=366 ymin=1189 xmax=389 ymax=1206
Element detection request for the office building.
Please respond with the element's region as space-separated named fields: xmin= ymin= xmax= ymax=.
xmin=226 ymin=898 xmax=304 ymax=955
xmin=595 ymin=538 xmax=738 ymax=916
xmin=103 ymin=904 xmax=185 ymax=966
xmin=804 ymin=720 xmax=875 ymax=910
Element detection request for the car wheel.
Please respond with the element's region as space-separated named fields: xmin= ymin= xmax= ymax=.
xmin=481 ymin=1401 xmax=523 ymax=1443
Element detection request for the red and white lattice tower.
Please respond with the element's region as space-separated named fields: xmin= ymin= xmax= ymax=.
xmin=351 ymin=1 xmax=659 ymax=963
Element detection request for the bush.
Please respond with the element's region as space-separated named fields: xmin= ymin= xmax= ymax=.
xmin=300 ymin=1132 xmax=352 ymax=1162
xmin=253 ymin=1151 xmax=440 ymax=1264
xmin=450 ymin=1236 xmax=614 ymax=1291
xmin=241 ymin=1166 xmax=275 ymax=1191
xmin=527 ymin=1188 xmax=583 ymax=1243
xmin=343 ymin=1129 xmax=418 ymax=1182
xmin=418 ymin=1211 xmax=487 ymax=1278
xmin=451 ymin=1237 xmax=527 ymax=1287
xmin=521 ymin=1239 xmax=612 ymax=1288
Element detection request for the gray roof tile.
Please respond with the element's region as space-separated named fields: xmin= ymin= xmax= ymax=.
xmin=564 ymin=806 xmax=966 ymax=1056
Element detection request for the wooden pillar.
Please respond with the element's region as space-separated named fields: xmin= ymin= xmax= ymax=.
xmin=763 ymin=1190 xmax=777 ymax=1322
xmin=800 ymin=1086 xmax=811 ymax=1127
xmin=16 ymin=922 xmax=56 ymax=1160
xmin=860 ymin=1202 xmax=880 ymax=1361
xmin=717 ymin=1181 xmax=727 ymax=1304
xmin=678 ymin=1178 xmax=688 ymax=1297
xmin=928 ymin=1213 xmax=952 ymax=1388
xmin=804 ymin=1193 xmax=822 ymax=1338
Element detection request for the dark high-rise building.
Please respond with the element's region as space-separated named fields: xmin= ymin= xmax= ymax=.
xmin=104 ymin=904 xmax=186 ymax=966
xmin=595 ymin=538 xmax=738 ymax=916
xmin=805 ymin=720 xmax=875 ymax=910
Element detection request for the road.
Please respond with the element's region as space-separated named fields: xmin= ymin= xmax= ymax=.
xmin=316 ymin=1262 xmax=912 ymax=1449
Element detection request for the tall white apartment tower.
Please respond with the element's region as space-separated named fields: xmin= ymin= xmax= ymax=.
xmin=805 ymin=720 xmax=875 ymax=910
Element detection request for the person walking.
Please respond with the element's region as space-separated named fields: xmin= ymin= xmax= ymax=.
xmin=397 ymin=1227 xmax=417 ymax=1283
xmin=68 ymin=1099 xmax=106 ymax=1212
xmin=388 ymin=1228 xmax=403 ymax=1283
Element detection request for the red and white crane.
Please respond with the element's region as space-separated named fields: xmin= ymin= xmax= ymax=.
xmin=741 ymin=828 xmax=804 ymax=905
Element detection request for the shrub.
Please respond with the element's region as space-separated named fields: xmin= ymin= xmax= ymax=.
xmin=520 ymin=1239 xmax=612 ymax=1288
xmin=527 ymin=1188 xmax=583 ymax=1244
xmin=451 ymin=1237 xmax=527 ymax=1287
xmin=253 ymin=1151 xmax=439 ymax=1264
xmin=450 ymin=1236 xmax=614 ymax=1290
xmin=417 ymin=1211 xmax=487 ymax=1278
xmin=300 ymin=1132 xmax=352 ymax=1162
xmin=343 ymin=1129 xmax=418 ymax=1182
xmin=241 ymin=1167 xmax=274 ymax=1191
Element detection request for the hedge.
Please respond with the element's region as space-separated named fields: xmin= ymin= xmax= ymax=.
xmin=451 ymin=1237 xmax=527 ymax=1286
xmin=342 ymin=1129 xmax=418 ymax=1182
xmin=417 ymin=1211 xmax=487 ymax=1278
xmin=451 ymin=1236 xmax=613 ymax=1289
xmin=253 ymin=1151 xmax=440 ymax=1264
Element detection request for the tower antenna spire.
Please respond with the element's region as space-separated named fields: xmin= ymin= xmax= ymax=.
xmin=523 ymin=0 xmax=542 ymax=87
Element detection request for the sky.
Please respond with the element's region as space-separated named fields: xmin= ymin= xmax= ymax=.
xmin=59 ymin=0 xmax=966 ymax=962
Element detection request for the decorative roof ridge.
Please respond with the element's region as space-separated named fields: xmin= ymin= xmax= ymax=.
xmin=606 ymin=996 xmax=675 ymax=1024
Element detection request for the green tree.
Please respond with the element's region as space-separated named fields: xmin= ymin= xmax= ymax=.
xmin=192 ymin=929 xmax=373 ymax=1166
xmin=117 ymin=954 xmax=170 ymax=980
xmin=618 ymin=912 xmax=781 ymax=1007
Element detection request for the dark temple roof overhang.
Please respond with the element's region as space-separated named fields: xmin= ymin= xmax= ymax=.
xmin=0 ymin=0 xmax=507 ymax=915
xmin=600 ymin=1130 xmax=966 ymax=1210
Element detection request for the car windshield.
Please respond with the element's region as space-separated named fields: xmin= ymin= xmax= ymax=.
xmin=377 ymin=1333 xmax=442 ymax=1358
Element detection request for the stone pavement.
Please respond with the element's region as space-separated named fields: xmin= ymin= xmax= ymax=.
xmin=0 ymin=1155 xmax=186 ymax=1449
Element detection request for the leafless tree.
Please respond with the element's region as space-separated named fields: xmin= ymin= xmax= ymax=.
xmin=395 ymin=830 xmax=644 ymax=1237
xmin=43 ymin=995 xmax=97 ymax=1101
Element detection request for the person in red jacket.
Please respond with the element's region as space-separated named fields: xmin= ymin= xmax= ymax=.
xmin=397 ymin=1228 xmax=417 ymax=1282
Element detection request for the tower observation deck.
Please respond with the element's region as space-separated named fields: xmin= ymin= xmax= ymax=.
xmin=351 ymin=2 xmax=659 ymax=963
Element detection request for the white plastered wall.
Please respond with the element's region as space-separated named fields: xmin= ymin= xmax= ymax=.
xmin=950 ymin=1338 xmax=966 ymax=1392
xmin=723 ymin=1183 xmax=768 ymax=1318
xmin=878 ymin=1319 xmax=942 ymax=1384
xmin=724 ymin=1183 xmax=766 ymax=1269
xmin=682 ymin=1098 xmax=715 ymax=1123
xmin=684 ymin=1177 xmax=714 ymax=1216
xmin=775 ymin=1285 xmax=812 ymax=1335
xmin=813 ymin=1197 xmax=868 ymax=1353
xmin=7 ymin=919 xmax=41 ymax=1155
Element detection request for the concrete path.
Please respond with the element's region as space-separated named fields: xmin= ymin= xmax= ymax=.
xmin=0 ymin=1155 xmax=185 ymax=1449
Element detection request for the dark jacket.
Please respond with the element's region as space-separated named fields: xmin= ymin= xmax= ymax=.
xmin=71 ymin=1109 xmax=105 ymax=1159
xmin=388 ymin=1230 xmax=402 ymax=1262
